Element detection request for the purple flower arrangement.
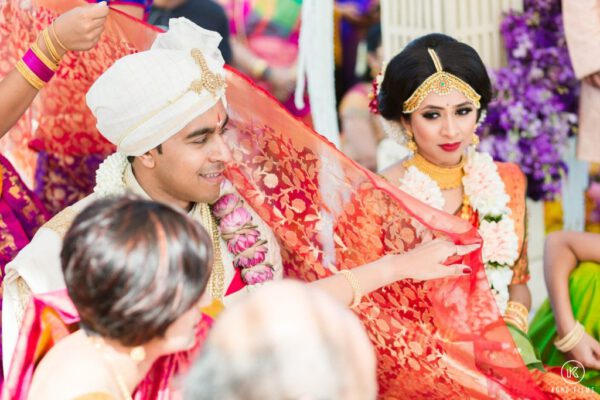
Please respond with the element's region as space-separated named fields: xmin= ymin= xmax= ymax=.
xmin=479 ymin=0 xmax=579 ymax=201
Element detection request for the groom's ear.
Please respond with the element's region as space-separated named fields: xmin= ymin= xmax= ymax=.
xmin=135 ymin=144 xmax=163 ymax=169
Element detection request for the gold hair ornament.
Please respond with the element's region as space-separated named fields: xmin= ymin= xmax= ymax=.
xmin=402 ymin=48 xmax=481 ymax=113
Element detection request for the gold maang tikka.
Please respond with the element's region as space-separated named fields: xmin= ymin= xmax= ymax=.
xmin=402 ymin=48 xmax=481 ymax=114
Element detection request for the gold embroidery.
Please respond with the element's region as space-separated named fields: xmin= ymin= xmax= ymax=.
xmin=195 ymin=203 xmax=225 ymax=301
xmin=116 ymin=48 xmax=225 ymax=147
xmin=43 ymin=206 xmax=77 ymax=238
xmin=14 ymin=277 xmax=32 ymax=329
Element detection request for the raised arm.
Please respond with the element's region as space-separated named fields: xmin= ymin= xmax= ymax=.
xmin=0 ymin=2 xmax=108 ymax=137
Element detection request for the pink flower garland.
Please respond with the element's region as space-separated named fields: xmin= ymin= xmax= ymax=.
xmin=212 ymin=192 xmax=275 ymax=285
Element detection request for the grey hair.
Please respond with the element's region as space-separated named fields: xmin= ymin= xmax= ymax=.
xmin=184 ymin=280 xmax=377 ymax=400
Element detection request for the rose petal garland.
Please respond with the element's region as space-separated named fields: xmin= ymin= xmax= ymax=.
xmin=399 ymin=150 xmax=519 ymax=313
xmin=212 ymin=182 xmax=276 ymax=285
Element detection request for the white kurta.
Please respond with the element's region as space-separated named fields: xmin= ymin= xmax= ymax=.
xmin=1 ymin=165 xmax=282 ymax=375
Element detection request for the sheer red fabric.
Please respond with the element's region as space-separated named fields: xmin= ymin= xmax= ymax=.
xmin=1 ymin=1 xmax=597 ymax=398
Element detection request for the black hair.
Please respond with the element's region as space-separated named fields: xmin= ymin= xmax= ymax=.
xmin=61 ymin=195 xmax=212 ymax=346
xmin=378 ymin=33 xmax=492 ymax=122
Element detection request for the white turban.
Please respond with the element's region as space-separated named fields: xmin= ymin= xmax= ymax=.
xmin=86 ymin=17 xmax=227 ymax=156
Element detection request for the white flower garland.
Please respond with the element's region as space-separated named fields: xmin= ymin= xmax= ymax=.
xmin=94 ymin=152 xmax=129 ymax=197
xmin=399 ymin=149 xmax=519 ymax=313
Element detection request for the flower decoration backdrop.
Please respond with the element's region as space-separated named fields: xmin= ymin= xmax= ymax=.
xmin=479 ymin=0 xmax=579 ymax=201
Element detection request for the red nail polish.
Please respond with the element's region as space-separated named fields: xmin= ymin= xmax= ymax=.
xmin=463 ymin=268 xmax=472 ymax=274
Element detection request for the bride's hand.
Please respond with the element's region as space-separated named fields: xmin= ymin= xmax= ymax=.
xmin=380 ymin=238 xmax=480 ymax=281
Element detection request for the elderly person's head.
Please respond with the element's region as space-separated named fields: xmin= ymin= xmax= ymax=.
xmin=185 ymin=280 xmax=377 ymax=400
xmin=62 ymin=196 xmax=212 ymax=353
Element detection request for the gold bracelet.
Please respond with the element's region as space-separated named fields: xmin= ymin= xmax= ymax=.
xmin=15 ymin=60 xmax=45 ymax=90
xmin=504 ymin=301 xmax=529 ymax=332
xmin=556 ymin=326 xmax=584 ymax=353
xmin=30 ymin=42 xmax=58 ymax=71
xmin=504 ymin=315 xmax=527 ymax=332
xmin=506 ymin=301 xmax=529 ymax=318
xmin=506 ymin=301 xmax=529 ymax=315
xmin=504 ymin=311 xmax=527 ymax=327
xmin=337 ymin=269 xmax=362 ymax=308
xmin=504 ymin=318 xmax=524 ymax=332
xmin=42 ymin=28 xmax=61 ymax=64
xmin=555 ymin=321 xmax=585 ymax=353
xmin=50 ymin=21 xmax=69 ymax=53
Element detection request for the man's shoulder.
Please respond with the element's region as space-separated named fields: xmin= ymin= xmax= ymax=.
xmin=42 ymin=194 xmax=98 ymax=238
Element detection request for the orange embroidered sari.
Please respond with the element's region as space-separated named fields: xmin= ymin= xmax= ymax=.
xmin=1 ymin=1 xmax=597 ymax=399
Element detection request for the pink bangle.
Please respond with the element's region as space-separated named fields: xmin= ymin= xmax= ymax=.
xmin=22 ymin=48 xmax=55 ymax=83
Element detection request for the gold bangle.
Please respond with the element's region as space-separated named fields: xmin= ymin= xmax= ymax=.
xmin=556 ymin=327 xmax=584 ymax=353
xmin=503 ymin=314 xmax=527 ymax=331
xmin=504 ymin=314 xmax=528 ymax=333
xmin=42 ymin=28 xmax=61 ymax=64
xmin=504 ymin=311 xmax=527 ymax=326
xmin=50 ymin=21 xmax=69 ymax=53
xmin=15 ymin=60 xmax=45 ymax=90
xmin=555 ymin=321 xmax=585 ymax=353
xmin=506 ymin=301 xmax=529 ymax=319
xmin=504 ymin=301 xmax=529 ymax=332
xmin=30 ymin=42 xmax=58 ymax=71
xmin=337 ymin=269 xmax=362 ymax=308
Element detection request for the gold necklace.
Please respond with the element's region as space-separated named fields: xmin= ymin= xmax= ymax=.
xmin=404 ymin=152 xmax=465 ymax=190
xmin=198 ymin=203 xmax=225 ymax=301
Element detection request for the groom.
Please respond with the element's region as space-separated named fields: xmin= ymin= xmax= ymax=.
xmin=2 ymin=17 xmax=287 ymax=377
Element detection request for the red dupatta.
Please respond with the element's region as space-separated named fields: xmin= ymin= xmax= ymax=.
xmin=1 ymin=1 xmax=596 ymax=398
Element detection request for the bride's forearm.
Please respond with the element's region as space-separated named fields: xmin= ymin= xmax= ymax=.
xmin=308 ymin=257 xmax=403 ymax=307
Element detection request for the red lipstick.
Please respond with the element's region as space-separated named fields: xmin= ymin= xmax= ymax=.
xmin=439 ymin=142 xmax=461 ymax=152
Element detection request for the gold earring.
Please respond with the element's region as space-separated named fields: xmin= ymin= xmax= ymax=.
xmin=406 ymin=130 xmax=418 ymax=152
xmin=130 ymin=346 xmax=146 ymax=362
xmin=471 ymin=133 xmax=480 ymax=146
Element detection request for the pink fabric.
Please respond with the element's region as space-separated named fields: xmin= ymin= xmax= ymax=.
xmin=1 ymin=289 xmax=213 ymax=400
xmin=1 ymin=290 xmax=78 ymax=400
